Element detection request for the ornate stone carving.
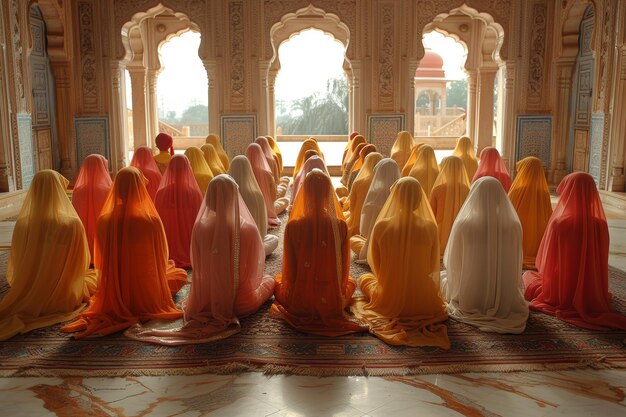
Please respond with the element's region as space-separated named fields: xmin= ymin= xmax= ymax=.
xmin=378 ymin=3 xmax=394 ymax=108
xmin=10 ymin=113 xmax=22 ymax=189
xmin=10 ymin=0 xmax=24 ymax=101
xmin=528 ymin=2 xmax=547 ymax=104
xmin=78 ymin=1 xmax=98 ymax=112
xmin=230 ymin=1 xmax=245 ymax=107
xmin=597 ymin=3 xmax=614 ymax=108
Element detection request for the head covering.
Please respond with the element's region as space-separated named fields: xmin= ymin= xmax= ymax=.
xmin=246 ymin=143 xmax=281 ymax=227
xmin=473 ymin=147 xmax=512 ymax=192
xmin=255 ymin=136 xmax=281 ymax=184
xmin=125 ymin=175 xmax=275 ymax=344
xmin=523 ymin=172 xmax=626 ymax=330
xmin=390 ymin=131 xmax=415 ymax=171
xmin=407 ymin=144 xmax=439 ymax=196
xmin=429 ymin=155 xmax=470 ymax=255
xmin=72 ymin=154 xmax=112 ymax=263
xmin=229 ymin=155 xmax=268 ymax=238
xmin=345 ymin=152 xmax=384 ymax=237
xmin=293 ymin=138 xmax=324 ymax=179
xmin=342 ymin=134 xmax=366 ymax=172
xmin=184 ymin=146 xmax=214 ymax=194
xmin=291 ymin=155 xmax=329 ymax=206
xmin=351 ymin=177 xmax=449 ymax=348
xmin=155 ymin=133 xmax=174 ymax=156
xmin=272 ymin=169 xmax=366 ymax=336
xmin=205 ymin=134 xmax=230 ymax=170
xmin=0 ymin=170 xmax=96 ymax=340
xmin=356 ymin=158 xmax=401 ymax=261
xmin=265 ymin=135 xmax=284 ymax=173
xmin=508 ymin=157 xmax=553 ymax=269
xmin=400 ymin=142 xmax=425 ymax=176
xmin=61 ymin=167 xmax=186 ymax=339
xmin=130 ymin=146 xmax=162 ymax=201
xmin=347 ymin=144 xmax=377 ymax=189
xmin=441 ymin=176 xmax=528 ymax=334
xmin=201 ymin=143 xmax=226 ymax=175
xmin=452 ymin=136 xmax=479 ymax=180
xmin=155 ymin=154 xmax=203 ymax=268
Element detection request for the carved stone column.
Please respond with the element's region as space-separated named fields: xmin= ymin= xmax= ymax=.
xmin=466 ymin=69 xmax=478 ymax=144
xmin=145 ymin=68 xmax=160 ymax=147
xmin=109 ymin=61 xmax=129 ymax=172
xmin=50 ymin=60 xmax=73 ymax=178
xmin=405 ymin=59 xmax=419 ymax=137
xmin=350 ymin=60 xmax=361 ymax=134
xmin=203 ymin=59 xmax=219 ymax=135
xmin=552 ymin=58 xmax=576 ymax=183
xmin=0 ymin=36 xmax=15 ymax=191
xmin=608 ymin=44 xmax=626 ymax=191
xmin=127 ymin=67 xmax=148 ymax=150
xmin=475 ymin=68 xmax=498 ymax=154
xmin=501 ymin=61 xmax=517 ymax=173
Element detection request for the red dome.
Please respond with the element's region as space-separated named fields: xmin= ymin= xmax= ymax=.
xmin=415 ymin=49 xmax=445 ymax=78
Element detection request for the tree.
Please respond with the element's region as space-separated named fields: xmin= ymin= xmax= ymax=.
xmin=446 ymin=79 xmax=468 ymax=109
xmin=179 ymin=104 xmax=208 ymax=124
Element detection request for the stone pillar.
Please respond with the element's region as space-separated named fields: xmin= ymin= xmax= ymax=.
xmin=145 ymin=68 xmax=160 ymax=147
xmin=203 ymin=59 xmax=219 ymax=135
xmin=127 ymin=67 xmax=148 ymax=149
xmin=475 ymin=68 xmax=498 ymax=154
xmin=466 ymin=69 xmax=478 ymax=144
xmin=0 ymin=39 xmax=15 ymax=191
xmin=552 ymin=58 xmax=576 ymax=183
xmin=109 ymin=61 xmax=129 ymax=172
xmin=501 ymin=60 xmax=517 ymax=172
xmin=608 ymin=44 xmax=626 ymax=191
xmin=350 ymin=60 xmax=362 ymax=134
xmin=50 ymin=60 xmax=73 ymax=178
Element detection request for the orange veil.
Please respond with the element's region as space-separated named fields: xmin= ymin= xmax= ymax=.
xmin=130 ymin=146 xmax=162 ymax=201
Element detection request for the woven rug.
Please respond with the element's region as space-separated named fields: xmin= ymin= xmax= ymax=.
xmin=1 ymin=210 xmax=625 ymax=377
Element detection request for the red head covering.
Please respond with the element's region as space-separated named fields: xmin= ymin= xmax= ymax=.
xmin=155 ymin=133 xmax=174 ymax=156
xmin=246 ymin=143 xmax=281 ymax=227
xmin=472 ymin=147 xmax=512 ymax=192
xmin=130 ymin=147 xmax=163 ymax=201
xmin=155 ymin=155 xmax=203 ymax=268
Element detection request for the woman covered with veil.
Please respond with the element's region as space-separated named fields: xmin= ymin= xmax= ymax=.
xmin=406 ymin=144 xmax=439 ymax=196
xmin=272 ymin=169 xmax=366 ymax=336
xmin=205 ymin=133 xmax=230 ymax=170
xmin=126 ymin=175 xmax=275 ymax=344
xmin=290 ymin=154 xmax=329 ymax=207
xmin=343 ymin=152 xmax=383 ymax=237
xmin=390 ymin=131 xmax=415 ymax=172
xmin=255 ymin=136 xmax=290 ymax=197
xmin=452 ymin=136 xmax=478 ymax=180
xmin=130 ymin=146 xmax=162 ymax=201
xmin=472 ymin=147 xmax=512 ymax=192
xmin=440 ymin=177 xmax=528 ymax=333
xmin=201 ymin=143 xmax=226 ymax=175
xmin=351 ymin=177 xmax=449 ymax=348
xmin=184 ymin=146 xmax=214 ymax=195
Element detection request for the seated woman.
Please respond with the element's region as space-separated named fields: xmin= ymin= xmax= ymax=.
xmin=125 ymin=175 xmax=275 ymax=345
xmin=508 ymin=157 xmax=553 ymax=269
xmin=72 ymin=154 xmax=112 ymax=263
xmin=265 ymin=135 xmax=284 ymax=174
xmin=228 ymin=155 xmax=279 ymax=256
xmin=184 ymin=146 xmax=214 ymax=195
xmin=155 ymin=155 xmax=203 ymax=268
xmin=61 ymin=167 xmax=187 ymax=338
xmin=0 ymin=170 xmax=97 ymax=340
xmin=440 ymin=177 xmax=528 ymax=334
xmin=400 ymin=142 xmax=425 ymax=176
xmin=130 ymin=146 xmax=162 ymax=201
xmin=407 ymin=144 xmax=439 ymax=196
xmin=472 ymin=147 xmax=512 ymax=192
xmin=350 ymin=158 xmax=400 ymax=262
xmin=154 ymin=133 xmax=174 ymax=174
xmin=429 ymin=156 xmax=470 ymax=256
xmin=351 ymin=177 xmax=449 ymax=348
xmin=291 ymin=154 xmax=329 ymax=207
xmin=255 ymin=136 xmax=290 ymax=197
xmin=452 ymin=136 xmax=478 ymax=180
xmin=523 ymin=172 xmax=626 ymax=330
xmin=390 ymin=131 xmax=415 ymax=171
xmin=293 ymin=138 xmax=324 ymax=180
xmin=343 ymin=152 xmax=384 ymax=237
xmin=346 ymin=144 xmax=378 ymax=190
xmin=339 ymin=142 xmax=366 ymax=189
xmin=342 ymin=134 xmax=365 ymax=174
xmin=205 ymin=133 xmax=230 ymax=170
xmin=201 ymin=143 xmax=226 ymax=175
xmin=246 ymin=143 xmax=289 ymax=227
xmin=272 ymin=169 xmax=366 ymax=336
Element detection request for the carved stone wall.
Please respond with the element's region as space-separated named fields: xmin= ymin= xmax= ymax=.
xmin=229 ymin=1 xmax=246 ymax=110
xmin=527 ymin=2 xmax=547 ymax=108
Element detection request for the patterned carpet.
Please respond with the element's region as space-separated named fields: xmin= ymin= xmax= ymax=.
xmin=1 ymin=211 xmax=625 ymax=377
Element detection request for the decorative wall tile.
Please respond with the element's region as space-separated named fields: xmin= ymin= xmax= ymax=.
xmin=75 ymin=116 xmax=110 ymax=167
xmin=515 ymin=115 xmax=551 ymax=168
xmin=589 ymin=113 xmax=604 ymax=185
xmin=17 ymin=113 xmax=34 ymax=187
xmin=366 ymin=114 xmax=405 ymax=157
xmin=220 ymin=114 xmax=257 ymax=158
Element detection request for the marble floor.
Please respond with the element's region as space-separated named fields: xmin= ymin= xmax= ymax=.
xmin=0 ymin=188 xmax=625 ymax=416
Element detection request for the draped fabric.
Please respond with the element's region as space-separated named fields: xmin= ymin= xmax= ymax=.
xmin=523 ymin=172 xmax=626 ymax=330
xmin=291 ymin=155 xmax=329 ymax=207
xmin=155 ymin=155 xmax=203 ymax=268
xmin=400 ymin=142 xmax=425 ymax=176
xmin=350 ymin=158 xmax=401 ymax=262
xmin=508 ymin=157 xmax=553 ymax=269
xmin=72 ymin=154 xmax=112 ymax=263
xmin=341 ymin=131 xmax=360 ymax=170
xmin=293 ymin=138 xmax=324 ymax=180
xmin=0 ymin=171 xmax=97 ymax=341
xmin=347 ymin=144 xmax=378 ymax=190
xmin=407 ymin=145 xmax=439 ymax=196
xmin=130 ymin=146 xmax=162 ymax=201
xmin=429 ymin=156 xmax=470 ymax=256
xmin=441 ymin=177 xmax=528 ymax=334
xmin=272 ymin=169 xmax=366 ymax=336
xmin=228 ymin=155 xmax=279 ymax=256
xmin=452 ymin=136 xmax=478 ymax=180
xmin=265 ymin=135 xmax=284 ymax=174
xmin=246 ymin=143 xmax=288 ymax=227
xmin=256 ymin=136 xmax=289 ymax=198
xmin=61 ymin=167 xmax=186 ymax=338
xmin=340 ymin=142 xmax=366 ymax=186
xmin=351 ymin=177 xmax=449 ymax=348
xmin=205 ymin=133 xmax=230 ymax=170
xmin=125 ymin=175 xmax=275 ymax=345
xmin=341 ymin=136 xmax=366 ymax=176
xmin=390 ymin=131 xmax=415 ymax=171
xmin=184 ymin=146 xmax=214 ymax=195
xmin=344 ymin=152 xmax=384 ymax=237
xmin=472 ymin=147 xmax=512 ymax=192
xmin=201 ymin=144 xmax=226 ymax=175
xmin=154 ymin=133 xmax=174 ymax=174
